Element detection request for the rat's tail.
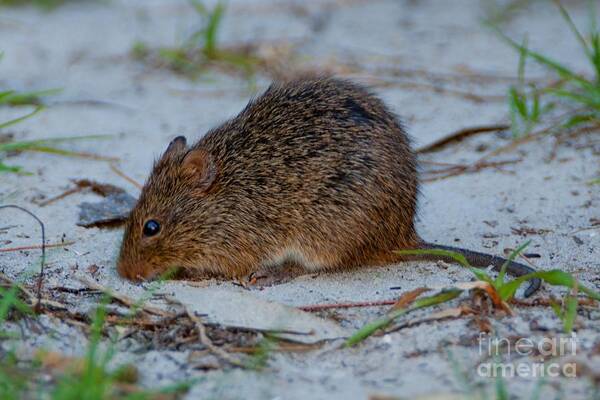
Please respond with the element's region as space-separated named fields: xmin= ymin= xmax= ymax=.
xmin=417 ymin=241 xmax=541 ymax=297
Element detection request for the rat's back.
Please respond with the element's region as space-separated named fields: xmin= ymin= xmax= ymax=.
xmin=194 ymin=76 xmax=420 ymax=270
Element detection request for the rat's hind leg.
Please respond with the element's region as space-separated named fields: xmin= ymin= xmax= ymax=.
xmin=247 ymin=243 xmax=342 ymax=286
xmin=247 ymin=261 xmax=307 ymax=286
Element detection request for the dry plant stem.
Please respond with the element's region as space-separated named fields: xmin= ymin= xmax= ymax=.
xmin=0 ymin=272 xmax=68 ymax=311
xmin=229 ymin=343 xmax=320 ymax=354
xmin=298 ymin=299 xmax=397 ymax=312
xmin=385 ymin=306 xmax=475 ymax=335
xmin=39 ymin=179 xmax=131 ymax=208
xmin=38 ymin=187 xmax=83 ymax=207
xmin=346 ymin=74 xmax=503 ymax=102
xmin=110 ymin=162 xmax=143 ymax=189
xmin=356 ymin=63 xmax=538 ymax=84
xmin=419 ymin=160 xmax=465 ymax=167
xmin=48 ymin=98 xmax=138 ymax=112
xmin=416 ymin=124 xmax=510 ymax=154
xmin=391 ymin=287 xmax=431 ymax=311
xmin=570 ymin=225 xmax=600 ymax=234
xmin=0 ymin=205 xmax=45 ymax=313
xmin=476 ymin=107 xmax=592 ymax=162
xmin=0 ymin=241 xmax=74 ymax=253
xmin=510 ymin=297 xmax=598 ymax=308
xmin=478 ymin=132 xmax=541 ymax=163
xmin=77 ymin=277 xmax=172 ymax=318
xmin=39 ymin=176 xmax=139 ymax=207
xmin=418 ymin=107 xmax=595 ymax=183
xmin=185 ymin=308 xmax=245 ymax=368
xmin=422 ymin=159 xmax=521 ymax=182
xmin=298 ymin=288 xmax=431 ymax=311
xmin=27 ymin=148 xmax=118 ymax=162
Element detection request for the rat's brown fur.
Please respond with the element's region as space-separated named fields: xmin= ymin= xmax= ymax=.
xmin=118 ymin=76 xmax=541 ymax=296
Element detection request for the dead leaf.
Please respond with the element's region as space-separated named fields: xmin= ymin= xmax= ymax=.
xmin=87 ymin=264 xmax=99 ymax=276
xmin=386 ymin=306 xmax=475 ymax=335
xmin=73 ymin=179 xmax=127 ymax=197
xmin=390 ymin=287 xmax=430 ymax=311
xmin=427 ymin=306 xmax=472 ymax=320
xmin=446 ymin=281 xmax=512 ymax=315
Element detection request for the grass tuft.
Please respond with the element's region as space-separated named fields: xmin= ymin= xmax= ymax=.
xmin=132 ymin=1 xmax=258 ymax=79
xmin=492 ymin=1 xmax=600 ymax=137
xmin=1 ymin=54 xmax=111 ymax=173
xmin=398 ymin=244 xmax=600 ymax=302
xmin=0 ymin=291 xmax=192 ymax=399
xmin=346 ymin=242 xmax=600 ymax=346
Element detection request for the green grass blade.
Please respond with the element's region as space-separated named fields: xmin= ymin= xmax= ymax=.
xmin=0 ymin=135 xmax=109 ymax=152
xmin=494 ymin=27 xmax=594 ymax=90
xmin=591 ymin=33 xmax=600 ymax=82
xmin=550 ymin=301 xmax=562 ymax=319
xmin=18 ymin=145 xmax=94 ymax=158
xmin=517 ymin=36 xmax=528 ymax=85
xmin=204 ymin=2 xmax=226 ymax=57
xmin=0 ymin=106 xmax=43 ymax=130
xmin=494 ymin=365 xmax=509 ymax=400
xmin=563 ymin=113 xmax=599 ymax=128
xmin=496 ymin=240 xmax=530 ymax=287
xmin=0 ymin=286 xmax=31 ymax=323
xmin=345 ymin=289 xmax=462 ymax=347
xmin=555 ymin=1 xmax=593 ymax=61
xmin=562 ymin=294 xmax=578 ymax=332
xmin=550 ymin=88 xmax=600 ymax=109
xmin=509 ymin=87 xmax=527 ymax=118
xmin=345 ymin=311 xmax=406 ymax=348
xmin=0 ymin=88 xmax=61 ymax=106
xmin=497 ymin=269 xmax=600 ymax=300
xmin=0 ymin=90 xmax=16 ymax=102
xmin=189 ymin=0 xmax=207 ymax=16
xmin=0 ymin=162 xmax=23 ymax=173
xmin=589 ymin=0 xmax=598 ymax=33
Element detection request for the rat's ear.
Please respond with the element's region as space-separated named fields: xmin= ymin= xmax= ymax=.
xmin=165 ymin=136 xmax=188 ymax=156
xmin=181 ymin=148 xmax=217 ymax=192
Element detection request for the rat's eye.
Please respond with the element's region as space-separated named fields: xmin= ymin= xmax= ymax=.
xmin=143 ymin=220 xmax=161 ymax=237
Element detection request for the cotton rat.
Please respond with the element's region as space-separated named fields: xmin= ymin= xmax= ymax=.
xmin=117 ymin=76 xmax=541 ymax=297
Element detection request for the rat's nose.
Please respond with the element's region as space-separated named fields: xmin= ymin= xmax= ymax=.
xmin=117 ymin=260 xmax=150 ymax=281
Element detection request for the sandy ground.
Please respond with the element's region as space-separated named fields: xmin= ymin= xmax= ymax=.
xmin=1 ymin=0 xmax=600 ymax=399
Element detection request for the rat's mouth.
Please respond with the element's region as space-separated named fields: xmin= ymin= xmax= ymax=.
xmin=117 ymin=260 xmax=184 ymax=282
xmin=117 ymin=260 xmax=159 ymax=282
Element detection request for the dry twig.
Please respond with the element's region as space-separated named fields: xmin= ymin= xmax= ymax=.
xmin=416 ymin=124 xmax=510 ymax=154
xmin=76 ymin=277 xmax=172 ymax=318
xmin=185 ymin=308 xmax=246 ymax=368
xmin=110 ymin=162 xmax=143 ymax=190
xmin=298 ymin=299 xmax=397 ymax=312
xmin=0 ymin=205 xmax=46 ymax=312
xmin=0 ymin=241 xmax=74 ymax=253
